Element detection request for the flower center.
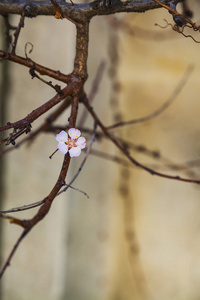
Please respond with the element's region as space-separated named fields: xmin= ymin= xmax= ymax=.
xmin=65 ymin=138 xmax=77 ymax=150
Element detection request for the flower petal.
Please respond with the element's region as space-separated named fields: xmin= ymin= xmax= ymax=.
xmin=76 ymin=137 xmax=86 ymax=149
xmin=69 ymin=147 xmax=81 ymax=157
xmin=68 ymin=128 xmax=81 ymax=139
xmin=56 ymin=130 xmax=68 ymax=143
xmin=57 ymin=142 xmax=69 ymax=154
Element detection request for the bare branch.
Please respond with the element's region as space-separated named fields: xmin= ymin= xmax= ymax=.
xmin=0 ymin=84 xmax=73 ymax=133
xmin=0 ymin=229 xmax=29 ymax=279
xmin=63 ymin=183 xmax=89 ymax=198
xmin=0 ymin=200 xmax=46 ymax=214
xmin=11 ymin=14 xmax=25 ymax=54
xmin=0 ymin=0 xmax=198 ymax=283
xmin=78 ymin=61 xmax=106 ymax=127
xmin=0 ymin=50 xmax=70 ymax=83
xmin=107 ymin=64 xmax=194 ymax=130
xmin=0 ymin=97 xmax=72 ymax=156
xmin=83 ymin=97 xmax=200 ymax=185
xmin=0 ymin=0 xmax=182 ymax=21
xmin=0 ymin=90 xmax=81 ymax=277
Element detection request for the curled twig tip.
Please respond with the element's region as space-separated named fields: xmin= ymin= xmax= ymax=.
xmin=25 ymin=42 xmax=34 ymax=59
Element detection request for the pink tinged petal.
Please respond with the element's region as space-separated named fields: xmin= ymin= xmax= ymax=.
xmin=76 ymin=137 xmax=86 ymax=149
xmin=68 ymin=128 xmax=81 ymax=139
xmin=69 ymin=147 xmax=81 ymax=157
xmin=57 ymin=142 xmax=69 ymax=154
xmin=56 ymin=131 xmax=68 ymax=143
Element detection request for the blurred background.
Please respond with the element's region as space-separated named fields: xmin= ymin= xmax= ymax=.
xmin=1 ymin=0 xmax=200 ymax=299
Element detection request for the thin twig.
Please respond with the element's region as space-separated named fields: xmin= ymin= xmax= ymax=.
xmin=0 ymin=84 xmax=82 ymax=278
xmin=89 ymin=148 xmax=130 ymax=166
xmin=11 ymin=15 xmax=25 ymax=55
xmin=83 ymin=97 xmax=200 ymax=185
xmin=29 ymin=66 xmax=64 ymax=95
xmin=0 ymin=229 xmax=29 ymax=279
xmin=153 ymin=0 xmax=199 ymax=30
xmin=109 ymin=17 xmax=175 ymax=41
xmin=0 ymin=180 xmax=89 ymax=215
xmin=0 ymin=199 xmax=47 ymax=214
xmin=0 ymin=102 xmax=92 ymax=215
xmin=0 ymin=50 xmax=69 ymax=84
xmin=156 ymin=20 xmax=200 ymax=43
xmin=0 ymin=97 xmax=72 ymax=157
xmin=0 ymin=84 xmax=73 ymax=133
xmin=78 ymin=61 xmax=106 ymax=127
xmin=107 ymin=65 xmax=194 ymax=130
xmin=64 ymin=183 xmax=89 ymax=198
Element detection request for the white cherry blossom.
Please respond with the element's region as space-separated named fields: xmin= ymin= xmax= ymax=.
xmin=56 ymin=128 xmax=86 ymax=157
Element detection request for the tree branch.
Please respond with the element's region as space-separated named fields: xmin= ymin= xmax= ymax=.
xmin=107 ymin=64 xmax=194 ymax=130
xmin=0 ymin=50 xmax=70 ymax=83
xmin=0 ymin=0 xmax=183 ymax=21
xmin=0 ymin=84 xmax=73 ymax=133
xmin=83 ymin=97 xmax=200 ymax=185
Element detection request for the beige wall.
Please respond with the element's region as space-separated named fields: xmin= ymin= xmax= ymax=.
xmin=2 ymin=1 xmax=200 ymax=299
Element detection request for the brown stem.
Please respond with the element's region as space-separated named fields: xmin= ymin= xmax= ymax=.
xmin=73 ymin=21 xmax=89 ymax=81
xmin=0 ymin=15 xmax=90 ymax=280
xmin=11 ymin=15 xmax=25 ymax=55
xmin=0 ymin=84 xmax=73 ymax=133
xmin=0 ymin=51 xmax=69 ymax=83
xmin=107 ymin=65 xmax=193 ymax=130
xmin=0 ymin=97 xmax=72 ymax=156
xmin=0 ymin=0 xmax=183 ymax=20
xmin=0 ymin=89 xmax=81 ymax=278
xmin=0 ymin=229 xmax=28 ymax=279
xmin=83 ymin=97 xmax=200 ymax=185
